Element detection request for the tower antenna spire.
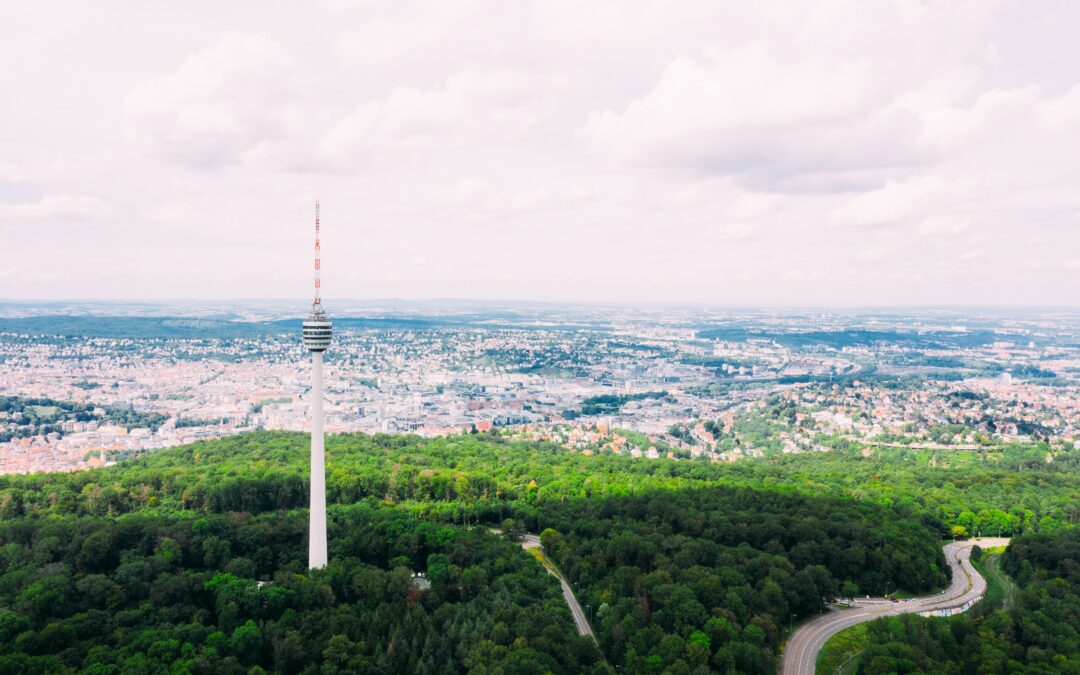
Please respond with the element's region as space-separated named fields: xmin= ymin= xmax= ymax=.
xmin=314 ymin=199 xmax=321 ymax=307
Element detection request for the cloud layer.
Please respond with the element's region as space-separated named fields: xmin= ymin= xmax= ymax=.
xmin=1 ymin=1 xmax=1078 ymax=305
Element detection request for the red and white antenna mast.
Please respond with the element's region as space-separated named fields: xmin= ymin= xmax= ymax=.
xmin=313 ymin=199 xmax=321 ymax=307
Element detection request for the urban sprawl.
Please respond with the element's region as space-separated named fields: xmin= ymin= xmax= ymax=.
xmin=2 ymin=305 xmax=1078 ymax=475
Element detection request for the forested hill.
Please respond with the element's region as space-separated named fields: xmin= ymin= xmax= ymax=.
xmin=0 ymin=431 xmax=1077 ymax=673
xmin=0 ymin=431 xmax=1074 ymax=533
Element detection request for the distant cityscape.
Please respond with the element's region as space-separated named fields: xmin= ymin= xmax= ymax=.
xmin=2 ymin=302 xmax=1078 ymax=474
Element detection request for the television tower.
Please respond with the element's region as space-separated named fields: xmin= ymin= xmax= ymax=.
xmin=303 ymin=200 xmax=332 ymax=569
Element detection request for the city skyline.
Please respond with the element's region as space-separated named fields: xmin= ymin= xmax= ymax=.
xmin=4 ymin=303 xmax=1079 ymax=476
xmin=3 ymin=1 xmax=1080 ymax=306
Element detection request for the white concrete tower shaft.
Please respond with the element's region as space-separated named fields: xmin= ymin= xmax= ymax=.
xmin=302 ymin=200 xmax=332 ymax=569
xmin=309 ymin=350 xmax=327 ymax=568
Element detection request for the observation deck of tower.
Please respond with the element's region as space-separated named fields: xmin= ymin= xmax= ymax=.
xmin=303 ymin=306 xmax=333 ymax=351
xmin=303 ymin=200 xmax=332 ymax=352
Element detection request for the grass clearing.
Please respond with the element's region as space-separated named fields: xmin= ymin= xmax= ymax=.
xmin=971 ymin=550 xmax=1015 ymax=617
xmin=817 ymin=622 xmax=869 ymax=674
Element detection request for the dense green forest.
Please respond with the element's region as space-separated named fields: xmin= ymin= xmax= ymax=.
xmin=0 ymin=431 xmax=1077 ymax=673
xmin=0 ymin=504 xmax=601 ymax=674
xmin=1 ymin=431 xmax=1073 ymax=533
xmin=852 ymin=530 xmax=1080 ymax=673
xmin=535 ymin=487 xmax=943 ymax=672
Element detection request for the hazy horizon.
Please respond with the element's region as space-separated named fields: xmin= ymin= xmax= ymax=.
xmin=3 ymin=297 xmax=1080 ymax=314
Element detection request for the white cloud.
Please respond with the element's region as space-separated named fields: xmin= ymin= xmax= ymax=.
xmin=0 ymin=159 xmax=81 ymax=184
xmin=911 ymin=85 xmax=1043 ymax=148
xmin=323 ymin=69 xmax=564 ymax=158
xmin=918 ymin=216 xmax=970 ymax=237
xmin=2 ymin=1 xmax=1080 ymax=305
xmin=582 ymin=47 xmax=931 ymax=189
xmin=414 ymin=176 xmax=590 ymax=229
xmin=1033 ymin=84 xmax=1080 ymax=128
xmin=829 ymin=176 xmax=958 ymax=228
xmin=0 ymin=194 xmax=114 ymax=223
xmin=124 ymin=33 xmax=300 ymax=168
xmin=705 ymin=223 xmax=753 ymax=241
xmin=859 ymin=247 xmax=886 ymax=262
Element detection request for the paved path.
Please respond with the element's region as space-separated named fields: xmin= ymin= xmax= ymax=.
xmin=780 ymin=537 xmax=1010 ymax=675
xmin=518 ymin=533 xmax=595 ymax=640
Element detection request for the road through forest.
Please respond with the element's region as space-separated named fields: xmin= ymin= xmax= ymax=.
xmin=780 ymin=537 xmax=1010 ymax=675
xmin=518 ymin=533 xmax=595 ymax=640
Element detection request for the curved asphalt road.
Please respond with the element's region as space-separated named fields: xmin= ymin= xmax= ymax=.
xmin=780 ymin=537 xmax=1010 ymax=675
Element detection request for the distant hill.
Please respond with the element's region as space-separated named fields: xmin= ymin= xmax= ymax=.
xmin=695 ymin=326 xmax=1036 ymax=349
xmin=0 ymin=315 xmax=455 ymax=339
xmin=0 ymin=316 xmax=281 ymax=339
xmin=0 ymin=314 xmax=605 ymax=339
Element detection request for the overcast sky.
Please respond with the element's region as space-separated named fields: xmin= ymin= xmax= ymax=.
xmin=2 ymin=1 xmax=1078 ymax=306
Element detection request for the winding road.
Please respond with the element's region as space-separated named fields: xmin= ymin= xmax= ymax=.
xmin=780 ymin=537 xmax=1009 ymax=675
